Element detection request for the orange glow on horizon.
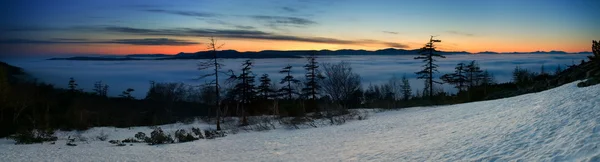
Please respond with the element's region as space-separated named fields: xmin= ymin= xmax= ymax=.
xmin=3 ymin=39 xmax=592 ymax=56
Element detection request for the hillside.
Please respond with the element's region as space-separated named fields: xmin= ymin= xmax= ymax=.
xmin=1 ymin=81 xmax=598 ymax=161
xmin=47 ymin=49 xmax=588 ymax=61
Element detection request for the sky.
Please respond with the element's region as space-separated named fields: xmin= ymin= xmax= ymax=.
xmin=1 ymin=0 xmax=599 ymax=56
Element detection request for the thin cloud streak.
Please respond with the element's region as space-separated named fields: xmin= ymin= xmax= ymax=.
xmin=102 ymin=26 xmax=408 ymax=48
xmin=143 ymin=9 xmax=219 ymax=18
xmin=446 ymin=30 xmax=475 ymax=37
xmin=0 ymin=38 xmax=200 ymax=46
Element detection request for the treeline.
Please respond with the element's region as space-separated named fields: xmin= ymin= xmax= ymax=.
xmin=1 ymin=39 xmax=598 ymax=138
xmin=0 ymin=64 xmax=214 ymax=137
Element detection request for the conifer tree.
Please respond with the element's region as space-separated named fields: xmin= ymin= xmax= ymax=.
xmin=257 ymin=74 xmax=274 ymax=100
xmin=228 ymin=59 xmax=256 ymax=125
xmin=440 ymin=63 xmax=468 ymax=92
xmin=68 ymin=77 xmax=78 ymax=92
xmin=414 ymin=36 xmax=444 ymax=98
xmin=302 ymin=52 xmax=324 ymax=101
xmin=465 ymin=60 xmax=484 ymax=89
xmin=93 ymin=81 xmax=108 ymax=97
xmin=400 ymin=74 xmax=412 ymax=101
xmin=120 ymin=88 xmax=134 ymax=99
xmin=279 ymin=65 xmax=299 ymax=100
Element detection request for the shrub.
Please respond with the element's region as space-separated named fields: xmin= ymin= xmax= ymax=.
xmin=252 ymin=116 xmax=276 ymax=131
xmin=70 ymin=132 xmax=88 ymax=142
xmin=577 ymin=77 xmax=600 ymax=87
xmin=96 ymin=131 xmax=109 ymax=141
xmin=149 ymin=128 xmax=174 ymax=145
xmin=174 ymin=129 xmax=198 ymax=143
xmin=121 ymin=138 xmax=140 ymax=143
xmin=10 ymin=129 xmax=57 ymax=144
xmin=135 ymin=132 xmax=150 ymax=142
xmin=204 ymin=129 xmax=226 ymax=139
xmin=108 ymin=140 xmax=120 ymax=144
xmin=191 ymin=127 xmax=204 ymax=139
xmin=280 ymin=117 xmax=317 ymax=129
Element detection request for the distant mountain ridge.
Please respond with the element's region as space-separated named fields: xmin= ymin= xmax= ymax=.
xmin=48 ymin=48 xmax=590 ymax=61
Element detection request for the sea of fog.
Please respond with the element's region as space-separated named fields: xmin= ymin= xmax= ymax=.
xmin=2 ymin=54 xmax=591 ymax=98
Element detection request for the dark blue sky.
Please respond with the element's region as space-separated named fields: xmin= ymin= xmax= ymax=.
xmin=1 ymin=0 xmax=599 ymax=55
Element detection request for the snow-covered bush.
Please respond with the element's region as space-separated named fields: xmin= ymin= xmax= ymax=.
xmin=280 ymin=117 xmax=317 ymax=129
xmin=191 ymin=127 xmax=204 ymax=139
xmin=251 ymin=116 xmax=276 ymax=131
xmin=204 ymin=129 xmax=226 ymax=139
xmin=121 ymin=138 xmax=140 ymax=143
xmin=149 ymin=128 xmax=174 ymax=145
xmin=174 ymin=129 xmax=198 ymax=143
xmin=134 ymin=132 xmax=150 ymax=142
xmin=96 ymin=131 xmax=109 ymax=141
xmin=10 ymin=129 xmax=57 ymax=144
xmin=70 ymin=132 xmax=88 ymax=142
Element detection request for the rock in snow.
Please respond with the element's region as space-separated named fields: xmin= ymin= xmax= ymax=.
xmin=0 ymin=82 xmax=599 ymax=161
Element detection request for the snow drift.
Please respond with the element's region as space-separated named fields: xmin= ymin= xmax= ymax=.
xmin=0 ymin=81 xmax=599 ymax=161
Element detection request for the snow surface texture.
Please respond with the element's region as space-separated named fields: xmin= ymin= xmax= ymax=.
xmin=1 ymin=82 xmax=599 ymax=161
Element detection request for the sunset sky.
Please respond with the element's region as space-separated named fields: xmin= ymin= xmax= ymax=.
xmin=1 ymin=0 xmax=599 ymax=56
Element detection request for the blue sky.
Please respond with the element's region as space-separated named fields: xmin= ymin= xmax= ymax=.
xmin=1 ymin=0 xmax=599 ymax=55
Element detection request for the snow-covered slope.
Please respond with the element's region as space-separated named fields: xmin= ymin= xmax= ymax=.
xmin=1 ymin=82 xmax=599 ymax=161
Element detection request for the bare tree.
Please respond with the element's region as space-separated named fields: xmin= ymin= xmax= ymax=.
xmin=197 ymin=37 xmax=230 ymax=130
xmin=320 ymin=61 xmax=361 ymax=111
xmin=386 ymin=75 xmax=402 ymax=101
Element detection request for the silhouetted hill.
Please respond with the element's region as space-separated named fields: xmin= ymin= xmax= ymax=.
xmin=48 ymin=49 xmax=589 ymax=61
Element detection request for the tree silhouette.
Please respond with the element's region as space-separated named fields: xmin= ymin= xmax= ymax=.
xmin=414 ymin=36 xmax=445 ymax=99
xmin=465 ymin=61 xmax=483 ymax=89
xmin=197 ymin=37 xmax=230 ymax=130
xmin=68 ymin=77 xmax=78 ymax=92
xmin=279 ymin=65 xmax=300 ymax=100
xmin=228 ymin=59 xmax=256 ymax=125
xmin=93 ymin=81 xmax=108 ymax=97
xmin=320 ymin=62 xmax=361 ymax=109
xmin=119 ymin=88 xmax=134 ymax=99
xmin=401 ymin=74 xmax=412 ymax=101
xmin=440 ymin=63 xmax=468 ymax=92
xmin=302 ymin=52 xmax=324 ymax=101
xmin=257 ymin=74 xmax=275 ymax=100
xmin=589 ymin=40 xmax=599 ymax=61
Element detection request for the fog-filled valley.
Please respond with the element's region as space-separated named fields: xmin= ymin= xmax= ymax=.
xmin=3 ymin=54 xmax=590 ymax=98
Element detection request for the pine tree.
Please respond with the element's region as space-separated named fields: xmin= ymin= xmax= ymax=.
xmin=440 ymin=63 xmax=468 ymax=92
xmin=589 ymin=40 xmax=599 ymax=61
xmin=120 ymin=88 xmax=134 ymax=99
xmin=93 ymin=81 xmax=108 ymax=97
xmin=68 ymin=77 xmax=78 ymax=92
xmin=554 ymin=65 xmax=563 ymax=76
xmin=400 ymin=74 xmax=412 ymax=101
xmin=465 ymin=60 xmax=483 ymax=89
xmin=540 ymin=64 xmax=546 ymax=75
xmin=480 ymin=70 xmax=495 ymax=85
xmin=257 ymin=74 xmax=274 ymax=100
xmin=414 ymin=36 xmax=444 ymax=99
xmin=302 ymin=52 xmax=324 ymax=100
xmin=279 ymin=65 xmax=299 ymax=100
xmin=228 ymin=59 xmax=256 ymax=125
